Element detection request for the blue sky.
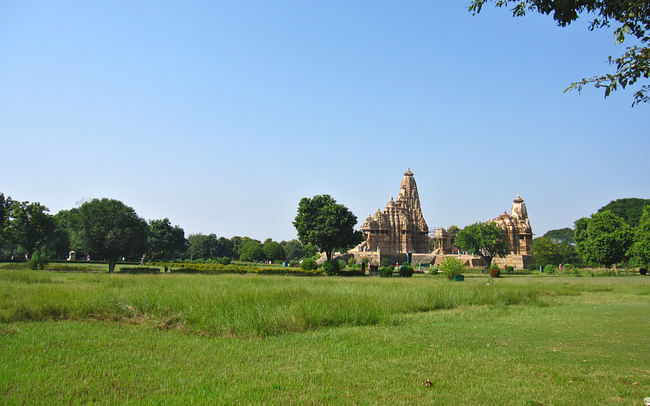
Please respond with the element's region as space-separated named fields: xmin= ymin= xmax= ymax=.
xmin=1 ymin=1 xmax=648 ymax=242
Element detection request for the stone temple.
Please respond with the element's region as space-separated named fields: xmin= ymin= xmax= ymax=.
xmin=347 ymin=169 xmax=534 ymax=269
xmin=357 ymin=169 xmax=429 ymax=255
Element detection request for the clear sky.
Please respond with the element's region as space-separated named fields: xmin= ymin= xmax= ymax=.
xmin=1 ymin=1 xmax=648 ymax=242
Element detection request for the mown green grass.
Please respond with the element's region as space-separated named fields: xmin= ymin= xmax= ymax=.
xmin=1 ymin=271 xmax=649 ymax=404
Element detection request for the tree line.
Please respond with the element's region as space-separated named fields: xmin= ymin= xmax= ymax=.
xmin=0 ymin=193 xmax=317 ymax=272
xmin=531 ymin=198 xmax=650 ymax=269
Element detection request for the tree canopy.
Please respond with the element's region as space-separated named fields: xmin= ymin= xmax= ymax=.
xmin=76 ymin=198 xmax=147 ymax=273
xmin=455 ymin=222 xmax=510 ymax=270
xmin=293 ymin=195 xmax=362 ymax=261
xmin=597 ymin=198 xmax=650 ymax=227
xmin=5 ymin=201 xmax=56 ymax=259
xmin=629 ymin=205 xmax=650 ymax=267
xmin=145 ymin=218 xmax=186 ymax=261
xmin=469 ymin=0 xmax=650 ymax=105
xmin=574 ymin=210 xmax=633 ymax=267
xmin=543 ymin=227 xmax=575 ymax=244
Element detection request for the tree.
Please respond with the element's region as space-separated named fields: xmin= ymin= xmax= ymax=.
xmin=543 ymin=227 xmax=575 ymax=244
xmin=293 ymin=195 xmax=363 ymax=261
xmin=531 ymin=236 xmax=576 ymax=266
xmin=469 ymin=0 xmax=650 ymax=105
xmin=262 ymin=240 xmax=286 ymax=262
xmin=0 ymin=193 xmax=17 ymax=259
xmin=145 ymin=218 xmax=186 ymax=261
xmin=597 ymin=198 xmax=650 ymax=227
xmin=629 ymin=205 xmax=650 ymax=266
xmin=239 ymin=239 xmax=264 ymax=262
xmin=5 ymin=201 xmax=56 ymax=259
xmin=455 ymin=222 xmax=510 ymax=270
xmin=574 ymin=210 xmax=633 ymax=267
xmin=76 ymin=198 xmax=147 ymax=273
xmin=281 ymin=239 xmax=303 ymax=260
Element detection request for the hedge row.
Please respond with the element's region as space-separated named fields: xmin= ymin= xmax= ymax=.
xmin=146 ymin=262 xmax=323 ymax=276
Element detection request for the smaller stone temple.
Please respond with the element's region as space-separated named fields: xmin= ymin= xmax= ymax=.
xmin=489 ymin=194 xmax=533 ymax=268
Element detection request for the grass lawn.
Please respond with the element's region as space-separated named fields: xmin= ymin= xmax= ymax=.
xmin=1 ymin=270 xmax=649 ymax=404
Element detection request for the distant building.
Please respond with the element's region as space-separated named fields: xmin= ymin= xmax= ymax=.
xmin=347 ymin=169 xmax=533 ymax=268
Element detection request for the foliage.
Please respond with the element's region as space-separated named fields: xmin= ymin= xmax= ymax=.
xmin=262 ymin=240 xmax=286 ymax=262
xmin=597 ymin=198 xmax=650 ymax=227
xmin=469 ymin=0 xmax=650 ymax=106
xmin=186 ymin=234 xmax=235 ymax=260
xmin=544 ymin=264 xmax=557 ymax=274
xmin=398 ymin=265 xmax=414 ymax=277
xmin=281 ymin=239 xmax=303 ymax=260
xmin=26 ymin=248 xmax=49 ymax=270
xmin=439 ymin=257 xmax=465 ymax=280
xmin=238 ymin=240 xmax=264 ymax=262
xmin=5 ymin=201 xmax=56 ymax=258
xmin=118 ymin=267 xmax=161 ymax=274
xmin=300 ymin=258 xmax=318 ymax=271
xmin=348 ymin=256 xmax=357 ymax=267
xmin=531 ymin=236 xmax=576 ymax=266
xmin=640 ymin=267 xmax=647 ymax=275
xmin=574 ymin=210 xmax=634 ymax=267
xmin=322 ymin=259 xmax=341 ymax=276
xmin=455 ymin=222 xmax=510 ymax=270
xmin=379 ymin=266 xmax=394 ymax=278
xmin=543 ymin=227 xmax=575 ymax=244
xmin=629 ymin=205 xmax=650 ymax=266
xmin=293 ymin=194 xmax=363 ymax=261
xmin=146 ymin=261 xmax=323 ymax=276
xmin=76 ymin=198 xmax=148 ymax=273
xmin=145 ymin=218 xmax=186 ymax=261
xmin=380 ymin=258 xmax=392 ymax=267
xmin=489 ymin=264 xmax=501 ymax=278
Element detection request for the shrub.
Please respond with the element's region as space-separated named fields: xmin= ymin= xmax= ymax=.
xmin=216 ymin=257 xmax=232 ymax=265
xmin=27 ymin=249 xmax=48 ymax=270
xmin=380 ymin=258 xmax=391 ymax=267
xmin=398 ymin=265 xmax=414 ymax=277
xmin=489 ymin=264 xmax=501 ymax=278
xmin=379 ymin=266 xmax=393 ymax=278
xmin=338 ymin=270 xmax=365 ymax=277
xmin=301 ymin=259 xmax=317 ymax=271
xmin=544 ymin=265 xmax=557 ymax=274
xmin=439 ymin=257 xmax=465 ymax=280
xmin=429 ymin=265 xmax=439 ymax=275
xmin=322 ymin=260 xmax=340 ymax=276
xmin=640 ymin=268 xmax=648 ymax=275
xmin=338 ymin=260 xmax=347 ymax=271
xmin=505 ymin=266 xmax=514 ymax=274
xmin=118 ymin=267 xmax=161 ymax=274
xmin=347 ymin=257 xmax=357 ymax=267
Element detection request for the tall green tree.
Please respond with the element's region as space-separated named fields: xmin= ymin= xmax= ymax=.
xmin=5 ymin=201 xmax=56 ymax=259
xmin=629 ymin=205 xmax=650 ymax=267
xmin=262 ymin=239 xmax=286 ymax=262
xmin=239 ymin=239 xmax=264 ymax=262
xmin=455 ymin=222 xmax=510 ymax=270
xmin=531 ymin=236 xmax=576 ymax=266
xmin=293 ymin=195 xmax=362 ymax=261
xmin=76 ymin=198 xmax=147 ymax=273
xmin=543 ymin=227 xmax=575 ymax=244
xmin=574 ymin=210 xmax=633 ymax=267
xmin=145 ymin=218 xmax=186 ymax=261
xmin=597 ymin=198 xmax=650 ymax=227
xmin=469 ymin=0 xmax=650 ymax=105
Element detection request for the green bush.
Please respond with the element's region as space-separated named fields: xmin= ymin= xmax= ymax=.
xmin=118 ymin=267 xmax=161 ymax=274
xmin=439 ymin=257 xmax=465 ymax=280
xmin=429 ymin=265 xmax=439 ymax=275
xmin=379 ymin=266 xmax=393 ymax=278
xmin=489 ymin=264 xmax=501 ymax=278
xmin=322 ymin=260 xmax=340 ymax=276
xmin=216 ymin=257 xmax=232 ymax=265
xmin=338 ymin=270 xmax=365 ymax=277
xmin=27 ymin=249 xmax=48 ymax=270
xmin=640 ymin=268 xmax=647 ymax=275
xmin=380 ymin=258 xmax=391 ymax=267
xmin=301 ymin=259 xmax=317 ymax=271
xmin=347 ymin=257 xmax=357 ymax=267
xmin=398 ymin=265 xmax=414 ymax=277
xmin=544 ymin=265 xmax=557 ymax=274
xmin=505 ymin=266 xmax=514 ymax=274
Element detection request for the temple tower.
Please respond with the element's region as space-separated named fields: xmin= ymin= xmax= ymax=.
xmin=358 ymin=169 xmax=429 ymax=255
